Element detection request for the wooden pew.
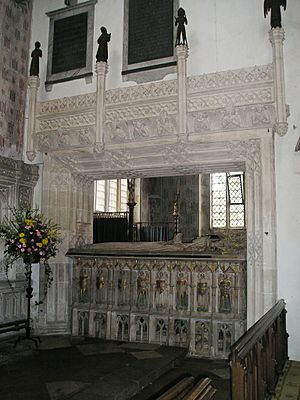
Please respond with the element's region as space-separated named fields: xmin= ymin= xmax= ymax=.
xmin=230 ymin=299 xmax=288 ymax=400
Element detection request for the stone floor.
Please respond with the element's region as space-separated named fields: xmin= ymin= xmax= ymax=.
xmin=0 ymin=335 xmax=230 ymax=400
xmin=272 ymin=360 xmax=300 ymax=400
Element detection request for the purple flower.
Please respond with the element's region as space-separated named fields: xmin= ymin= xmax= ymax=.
xmin=20 ymin=248 xmax=25 ymax=252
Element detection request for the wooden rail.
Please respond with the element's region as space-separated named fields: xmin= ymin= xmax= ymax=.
xmin=230 ymin=299 xmax=288 ymax=400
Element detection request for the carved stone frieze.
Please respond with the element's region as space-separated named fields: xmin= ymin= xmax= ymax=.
xmin=188 ymin=88 xmax=273 ymax=112
xmin=105 ymin=111 xmax=178 ymax=144
xmin=38 ymin=112 xmax=95 ymax=131
xmin=187 ymin=64 xmax=273 ymax=93
xmin=106 ymin=101 xmax=177 ymax=122
xmin=38 ymin=93 xmax=96 ymax=116
xmin=188 ymin=104 xmax=276 ymax=134
xmin=105 ymin=79 xmax=177 ymax=105
xmin=36 ymin=126 xmax=95 ymax=152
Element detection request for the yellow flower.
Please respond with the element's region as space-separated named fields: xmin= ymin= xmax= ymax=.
xmin=42 ymin=238 xmax=48 ymax=245
xmin=49 ymin=228 xmax=56 ymax=238
xmin=37 ymin=242 xmax=43 ymax=248
xmin=24 ymin=219 xmax=34 ymax=227
xmin=19 ymin=232 xmax=25 ymax=237
xmin=19 ymin=238 xmax=26 ymax=244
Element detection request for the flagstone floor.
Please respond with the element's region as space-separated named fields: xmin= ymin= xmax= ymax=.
xmin=0 ymin=335 xmax=230 ymax=400
xmin=272 ymin=360 xmax=300 ymax=400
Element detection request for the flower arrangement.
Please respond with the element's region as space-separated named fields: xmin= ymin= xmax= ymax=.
xmin=0 ymin=208 xmax=60 ymax=271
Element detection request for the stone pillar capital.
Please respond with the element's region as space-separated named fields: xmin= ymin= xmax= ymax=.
xmin=95 ymin=61 xmax=108 ymax=76
xmin=269 ymin=27 xmax=285 ymax=46
xmin=175 ymin=44 xmax=189 ymax=60
xmin=28 ymin=76 xmax=40 ymax=89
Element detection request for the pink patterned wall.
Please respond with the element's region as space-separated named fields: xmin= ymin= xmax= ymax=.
xmin=0 ymin=0 xmax=32 ymax=159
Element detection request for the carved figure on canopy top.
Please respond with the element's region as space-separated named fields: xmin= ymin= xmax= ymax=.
xmin=264 ymin=0 xmax=287 ymax=28
xmin=96 ymin=26 xmax=111 ymax=62
xmin=175 ymin=8 xmax=188 ymax=46
xmin=29 ymin=41 xmax=42 ymax=76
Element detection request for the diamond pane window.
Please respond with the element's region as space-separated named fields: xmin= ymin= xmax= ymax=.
xmin=211 ymin=172 xmax=245 ymax=229
xmin=211 ymin=173 xmax=227 ymax=228
xmin=95 ymin=180 xmax=105 ymax=211
xmin=94 ymin=179 xmax=128 ymax=212
xmin=108 ymin=179 xmax=117 ymax=212
xmin=227 ymin=175 xmax=244 ymax=204
xmin=120 ymin=179 xmax=128 ymax=211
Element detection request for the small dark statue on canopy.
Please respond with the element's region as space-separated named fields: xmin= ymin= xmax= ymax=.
xmin=96 ymin=26 xmax=111 ymax=62
xmin=29 ymin=41 xmax=42 ymax=76
xmin=264 ymin=0 xmax=287 ymax=28
xmin=175 ymin=8 xmax=188 ymax=46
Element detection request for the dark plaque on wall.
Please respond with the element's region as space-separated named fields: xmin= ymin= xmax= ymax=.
xmin=52 ymin=12 xmax=88 ymax=74
xmin=128 ymin=0 xmax=174 ymax=65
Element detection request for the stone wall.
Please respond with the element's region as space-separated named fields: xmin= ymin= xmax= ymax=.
xmin=140 ymin=176 xmax=199 ymax=242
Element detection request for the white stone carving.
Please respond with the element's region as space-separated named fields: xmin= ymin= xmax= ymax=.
xmin=38 ymin=93 xmax=96 ymax=115
xmin=105 ymin=80 xmax=177 ymax=105
xmin=227 ymin=139 xmax=261 ymax=172
xmin=106 ymin=101 xmax=177 ymax=122
xmin=188 ymin=88 xmax=273 ymax=112
xmin=187 ymin=64 xmax=273 ymax=93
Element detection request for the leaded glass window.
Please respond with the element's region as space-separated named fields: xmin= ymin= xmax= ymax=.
xmin=210 ymin=172 xmax=245 ymax=229
xmin=94 ymin=179 xmax=128 ymax=212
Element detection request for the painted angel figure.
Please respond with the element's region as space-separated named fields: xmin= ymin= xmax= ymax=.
xmin=264 ymin=0 xmax=287 ymax=28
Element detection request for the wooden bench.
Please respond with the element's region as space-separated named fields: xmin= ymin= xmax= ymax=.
xmin=157 ymin=376 xmax=216 ymax=400
xmin=0 ymin=319 xmax=27 ymax=336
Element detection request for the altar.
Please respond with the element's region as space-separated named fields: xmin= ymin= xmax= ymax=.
xmin=67 ymin=239 xmax=246 ymax=359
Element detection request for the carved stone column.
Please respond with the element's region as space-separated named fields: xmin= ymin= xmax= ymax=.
xmin=269 ymin=28 xmax=288 ymax=136
xmin=176 ymin=45 xmax=189 ymax=137
xmin=26 ymin=76 xmax=40 ymax=161
xmin=95 ymin=61 xmax=108 ymax=150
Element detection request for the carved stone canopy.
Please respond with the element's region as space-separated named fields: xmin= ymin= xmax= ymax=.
xmin=35 ymin=64 xmax=279 ymax=180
